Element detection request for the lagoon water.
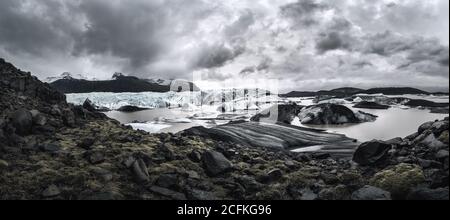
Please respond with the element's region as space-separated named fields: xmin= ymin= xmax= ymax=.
xmin=297 ymin=106 xmax=448 ymax=142
xmin=69 ymin=92 xmax=449 ymax=142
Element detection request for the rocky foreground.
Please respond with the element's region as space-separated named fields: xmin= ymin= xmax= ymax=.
xmin=0 ymin=58 xmax=448 ymax=200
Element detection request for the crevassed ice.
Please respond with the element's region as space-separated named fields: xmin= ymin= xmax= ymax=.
xmin=66 ymin=92 xmax=202 ymax=110
xmin=66 ymin=89 xmax=282 ymax=111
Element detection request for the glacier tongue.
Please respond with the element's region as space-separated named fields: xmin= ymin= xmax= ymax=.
xmin=66 ymin=89 xmax=281 ymax=111
xmin=66 ymin=92 xmax=202 ymax=110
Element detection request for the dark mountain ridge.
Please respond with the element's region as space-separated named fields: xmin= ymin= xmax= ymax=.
xmin=50 ymin=74 xmax=200 ymax=94
xmin=281 ymin=87 xmax=445 ymax=98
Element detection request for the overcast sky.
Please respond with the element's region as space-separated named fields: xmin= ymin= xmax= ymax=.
xmin=0 ymin=0 xmax=448 ymax=92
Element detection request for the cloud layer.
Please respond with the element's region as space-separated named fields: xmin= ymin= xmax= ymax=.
xmin=0 ymin=0 xmax=448 ymax=92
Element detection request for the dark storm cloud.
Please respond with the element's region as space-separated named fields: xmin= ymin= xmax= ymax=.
xmin=238 ymin=57 xmax=272 ymax=76
xmin=72 ymin=0 xmax=215 ymax=73
xmin=315 ymin=32 xmax=352 ymax=54
xmin=406 ymin=42 xmax=449 ymax=66
xmin=280 ymin=0 xmax=328 ymax=27
xmin=256 ymin=57 xmax=273 ymax=71
xmin=0 ymin=0 xmax=79 ymax=56
xmin=192 ymin=43 xmax=246 ymax=69
xmin=353 ymin=61 xmax=373 ymax=68
xmin=363 ymin=32 xmax=413 ymax=56
xmin=362 ymin=31 xmax=449 ymax=68
xmin=327 ymin=18 xmax=353 ymax=32
xmin=0 ymin=0 xmax=217 ymax=76
xmin=72 ymin=0 xmax=165 ymax=68
xmin=439 ymin=55 xmax=449 ymax=66
xmin=0 ymin=0 xmax=448 ymax=91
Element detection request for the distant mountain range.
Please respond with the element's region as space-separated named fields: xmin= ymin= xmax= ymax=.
xmin=49 ymin=73 xmax=200 ymax=93
xmin=43 ymin=72 xmax=449 ymax=96
xmin=281 ymin=87 xmax=448 ymax=97
xmin=43 ymin=72 xmax=89 ymax=83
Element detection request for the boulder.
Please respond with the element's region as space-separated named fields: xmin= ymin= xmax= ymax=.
xmin=83 ymin=99 xmax=98 ymax=112
xmin=318 ymin=185 xmax=351 ymax=200
xmin=420 ymin=134 xmax=446 ymax=150
xmin=11 ymin=109 xmax=33 ymax=135
xmin=202 ymin=151 xmax=233 ymax=177
xmin=407 ymin=187 xmax=449 ymax=200
xmin=353 ymin=101 xmax=390 ymax=110
xmin=236 ymin=176 xmax=262 ymax=194
xmin=131 ymin=159 xmax=150 ymax=183
xmin=149 ymin=186 xmax=186 ymax=200
xmin=431 ymin=120 xmax=449 ymax=135
xmin=351 ymin=185 xmax=391 ymax=200
xmin=83 ymin=191 xmax=124 ymax=200
xmin=42 ymin=185 xmax=61 ymax=198
xmin=77 ymin=138 xmax=96 ymax=150
xmin=186 ymin=189 xmax=218 ymax=200
xmin=188 ymin=150 xmax=202 ymax=163
xmin=418 ymin=121 xmax=434 ymax=134
xmin=385 ymin=137 xmax=403 ymax=145
xmin=156 ymin=174 xmax=179 ymax=189
xmin=30 ymin=110 xmax=47 ymax=126
xmin=62 ymin=108 xmax=76 ymax=127
xmin=156 ymin=144 xmax=175 ymax=161
xmin=87 ymin=151 xmax=105 ymax=165
xmin=50 ymin=105 xmax=62 ymax=116
xmin=258 ymin=169 xmax=283 ymax=183
xmin=90 ymin=167 xmax=113 ymax=182
xmin=300 ymin=188 xmax=319 ymax=201
xmin=39 ymin=143 xmax=61 ymax=153
xmin=435 ymin=150 xmax=449 ymax=160
xmin=439 ymin=130 xmax=449 ymax=144
xmin=353 ymin=140 xmax=392 ymax=166
xmin=0 ymin=159 xmax=9 ymax=170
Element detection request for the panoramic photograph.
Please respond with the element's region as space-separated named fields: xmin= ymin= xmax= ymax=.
xmin=0 ymin=0 xmax=449 ymax=205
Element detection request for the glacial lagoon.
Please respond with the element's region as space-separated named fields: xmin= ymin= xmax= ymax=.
xmin=67 ymin=92 xmax=449 ymax=143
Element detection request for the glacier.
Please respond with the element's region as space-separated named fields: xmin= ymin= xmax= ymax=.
xmin=66 ymin=91 xmax=203 ymax=110
xmin=66 ymin=89 xmax=282 ymax=112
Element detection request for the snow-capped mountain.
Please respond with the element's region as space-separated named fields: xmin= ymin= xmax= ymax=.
xmin=43 ymin=72 xmax=88 ymax=83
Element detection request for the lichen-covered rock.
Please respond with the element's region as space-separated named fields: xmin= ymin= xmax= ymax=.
xmin=370 ymin=163 xmax=425 ymax=199
xmin=438 ymin=130 xmax=449 ymax=144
